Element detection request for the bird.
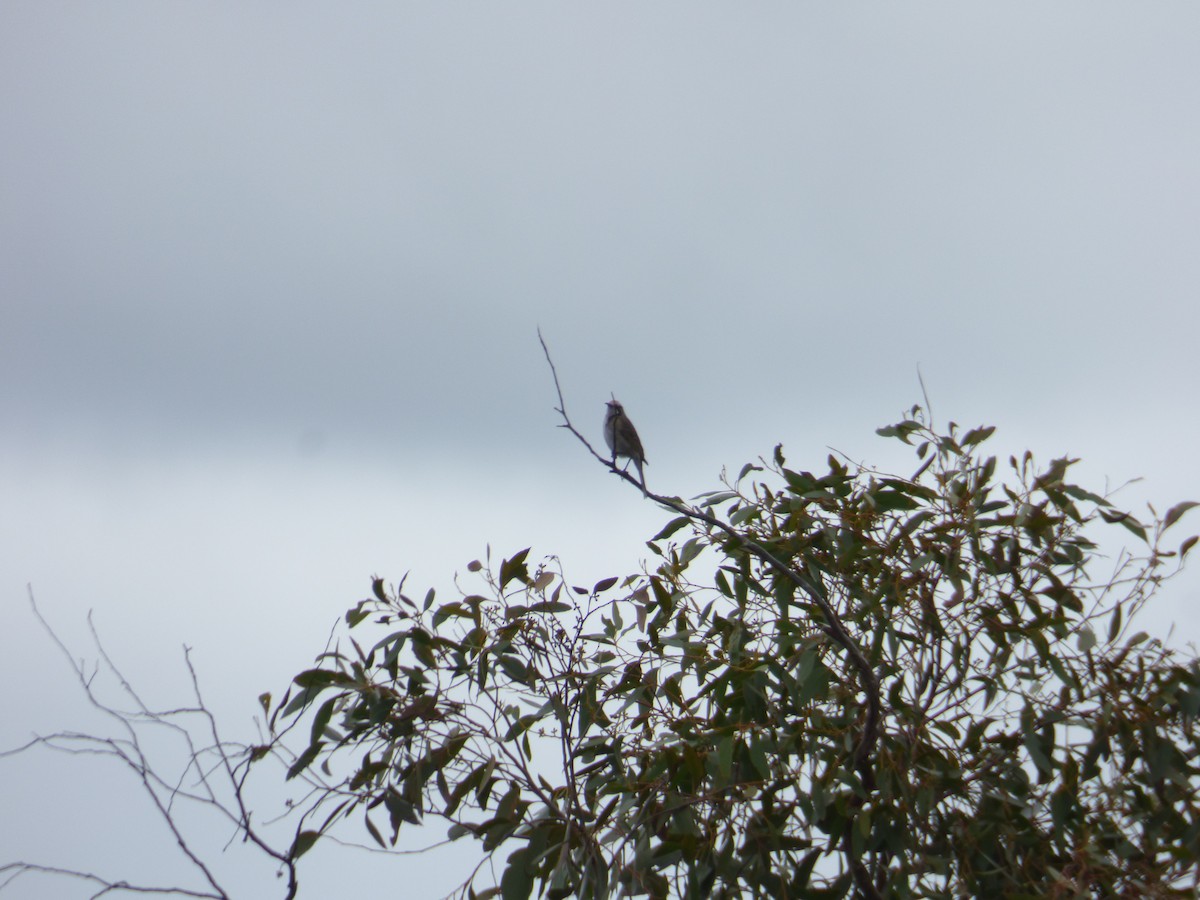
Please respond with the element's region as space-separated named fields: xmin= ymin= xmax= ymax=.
xmin=603 ymin=399 xmax=647 ymax=487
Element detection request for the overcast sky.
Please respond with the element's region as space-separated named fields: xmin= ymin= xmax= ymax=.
xmin=2 ymin=4 xmax=1199 ymax=897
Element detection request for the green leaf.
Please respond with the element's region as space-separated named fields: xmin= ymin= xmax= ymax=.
xmin=503 ymin=714 xmax=539 ymax=742
xmin=697 ymin=491 xmax=739 ymax=507
xmin=410 ymin=629 xmax=437 ymax=668
xmin=876 ymin=422 xmax=916 ymax=443
xmin=364 ymin=813 xmax=387 ymax=849
xmin=500 ymin=848 xmax=534 ymax=900
xmin=961 ymin=425 xmax=996 ymax=447
xmin=500 ymin=549 xmax=532 ymax=589
xmin=650 ymin=516 xmax=690 ymax=542
xmin=1024 ymin=728 xmax=1053 ymax=777
xmin=289 ymin=830 xmax=320 ymax=860
xmin=310 ymin=696 xmax=338 ymax=745
xmin=346 ymin=600 xmax=372 ymax=627
xmin=292 ymin=668 xmax=343 ymax=689
xmin=866 ymin=490 xmax=919 ymax=512
xmin=527 ymin=600 xmax=573 ymax=614
xmin=384 ymin=787 xmax=421 ymax=832
xmin=729 ymin=505 xmax=758 ymax=525
xmin=547 ymin=860 xmax=574 ymax=900
xmin=286 ymin=741 xmax=323 ymax=780
xmin=1099 ymin=509 xmax=1148 ymax=542
xmin=678 ymin=537 xmax=705 ymax=567
xmin=433 ymin=602 xmax=470 ymax=628
xmin=1108 ymin=603 xmax=1123 ymax=643
xmin=497 ymin=655 xmax=530 ymax=684
xmin=1164 ymin=501 xmax=1200 ymax=530
xmin=933 ymin=720 xmax=961 ymax=740
xmin=1077 ymin=627 xmax=1096 ymax=652
xmin=747 ymin=736 xmax=771 ymax=780
xmin=447 ymin=761 xmax=490 ymax=816
xmin=737 ymin=462 xmax=762 ymax=482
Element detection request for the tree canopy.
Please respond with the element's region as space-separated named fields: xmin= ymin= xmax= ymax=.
xmin=5 ymin=367 xmax=1199 ymax=899
xmin=266 ymin=406 xmax=1200 ymax=899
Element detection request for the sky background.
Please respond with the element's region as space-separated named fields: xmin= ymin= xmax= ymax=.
xmin=2 ymin=4 xmax=1199 ymax=898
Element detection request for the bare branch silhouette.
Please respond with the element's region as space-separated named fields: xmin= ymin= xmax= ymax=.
xmin=1 ymin=588 xmax=300 ymax=899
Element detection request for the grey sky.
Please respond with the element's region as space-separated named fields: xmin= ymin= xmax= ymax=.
xmin=3 ymin=4 xmax=1199 ymax=897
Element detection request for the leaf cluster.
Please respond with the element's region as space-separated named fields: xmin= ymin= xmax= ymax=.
xmin=271 ymin=412 xmax=1200 ymax=899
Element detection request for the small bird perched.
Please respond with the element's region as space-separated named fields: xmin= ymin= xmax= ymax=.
xmin=604 ymin=399 xmax=647 ymax=487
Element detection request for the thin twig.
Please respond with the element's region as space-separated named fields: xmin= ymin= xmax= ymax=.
xmin=0 ymin=862 xmax=222 ymax=898
xmin=917 ymin=364 xmax=934 ymax=427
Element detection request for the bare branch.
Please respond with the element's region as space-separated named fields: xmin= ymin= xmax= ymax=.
xmin=3 ymin=589 xmax=300 ymax=899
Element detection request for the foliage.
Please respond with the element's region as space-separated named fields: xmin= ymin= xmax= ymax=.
xmin=269 ymin=409 xmax=1200 ymax=899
